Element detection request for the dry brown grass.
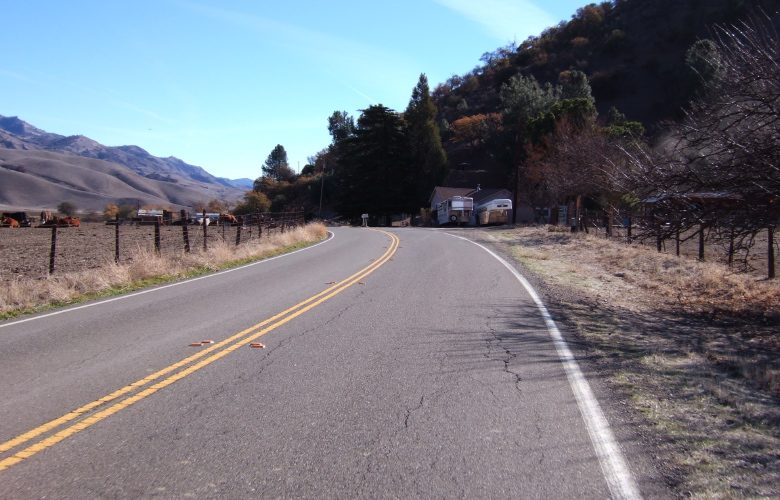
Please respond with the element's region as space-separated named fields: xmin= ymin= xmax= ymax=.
xmin=471 ymin=226 xmax=780 ymax=499
xmin=0 ymin=222 xmax=328 ymax=317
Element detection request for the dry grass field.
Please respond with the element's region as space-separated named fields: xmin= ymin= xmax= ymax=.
xmin=0 ymin=222 xmax=287 ymax=281
xmin=469 ymin=225 xmax=779 ymax=499
xmin=0 ymin=222 xmax=328 ymax=316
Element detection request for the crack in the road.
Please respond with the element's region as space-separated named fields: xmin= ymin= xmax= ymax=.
xmin=484 ymin=316 xmax=523 ymax=394
xmin=403 ymin=395 xmax=425 ymax=429
xmin=254 ymin=296 xmax=368 ymax=365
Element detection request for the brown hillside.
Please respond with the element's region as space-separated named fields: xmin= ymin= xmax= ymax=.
xmin=0 ymin=148 xmax=243 ymax=212
xmin=0 ymin=115 xmax=249 ymax=212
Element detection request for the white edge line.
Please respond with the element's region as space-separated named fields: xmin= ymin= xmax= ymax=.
xmin=448 ymin=233 xmax=642 ymax=500
xmin=0 ymin=231 xmax=336 ymax=330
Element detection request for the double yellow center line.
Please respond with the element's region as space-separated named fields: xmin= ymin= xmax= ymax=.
xmin=0 ymin=229 xmax=399 ymax=471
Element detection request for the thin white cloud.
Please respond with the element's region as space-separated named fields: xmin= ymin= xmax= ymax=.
xmin=13 ymin=66 xmax=175 ymax=125
xmin=432 ymin=0 xmax=557 ymax=41
xmin=342 ymin=84 xmax=379 ymax=106
xmin=321 ymin=69 xmax=379 ymax=105
xmin=129 ymin=39 xmax=202 ymax=123
xmin=107 ymin=98 xmax=172 ymax=123
xmin=170 ymin=0 xmax=319 ymax=48
xmin=0 ymin=69 xmax=38 ymax=84
xmin=169 ymin=0 xmax=419 ymax=99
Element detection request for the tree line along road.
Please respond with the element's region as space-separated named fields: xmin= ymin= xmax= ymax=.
xmin=0 ymin=226 xmax=665 ymax=498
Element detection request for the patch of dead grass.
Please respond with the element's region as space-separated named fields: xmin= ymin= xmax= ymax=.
xmin=0 ymin=222 xmax=328 ymax=317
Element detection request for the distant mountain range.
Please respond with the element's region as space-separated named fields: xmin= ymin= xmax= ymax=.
xmin=0 ymin=115 xmax=253 ymax=212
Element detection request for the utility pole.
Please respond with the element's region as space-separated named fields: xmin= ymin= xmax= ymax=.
xmin=318 ymin=163 xmax=326 ymax=219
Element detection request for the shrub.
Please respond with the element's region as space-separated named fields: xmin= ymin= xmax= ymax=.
xmin=57 ymin=201 xmax=77 ymax=217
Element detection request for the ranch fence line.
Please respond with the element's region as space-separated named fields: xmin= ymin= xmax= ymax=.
xmin=0 ymin=210 xmax=305 ymax=279
xmin=568 ymin=210 xmax=777 ymax=279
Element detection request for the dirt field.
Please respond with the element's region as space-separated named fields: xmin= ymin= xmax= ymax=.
xmin=0 ymin=222 xmax=277 ymax=282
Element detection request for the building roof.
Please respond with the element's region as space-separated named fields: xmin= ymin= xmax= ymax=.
xmin=470 ymin=188 xmax=511 ymax=205
xmin=429 ymin=185 xmax=513 ymax=204
xmin=428 ymin=187 xmax=475 ymax=205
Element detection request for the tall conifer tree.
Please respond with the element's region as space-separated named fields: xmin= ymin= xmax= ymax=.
xmin=405 ymin=74 xmax=449 ymax=207
xmin=261 ymin=144 xmax=295 ymax=182
xmin=335 ymin=105 xmax=410 ymax=222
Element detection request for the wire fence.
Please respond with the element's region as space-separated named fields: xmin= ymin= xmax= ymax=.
xmin=572 ymin=211 xmax=777 ymax=278
xmin=0 ymin=211 xmax=306 ymax=281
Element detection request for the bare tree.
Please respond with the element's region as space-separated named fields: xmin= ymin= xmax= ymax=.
xmin=622 ymin=12 xmax=780 ymax=274
xmin=523 ymin=117 xmax=635 ymax=226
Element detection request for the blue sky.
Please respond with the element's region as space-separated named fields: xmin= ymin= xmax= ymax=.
xmin=2 ymin=0 xmax=587 ymax=181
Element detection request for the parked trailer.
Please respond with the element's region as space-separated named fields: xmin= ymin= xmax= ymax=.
xmin=475 ymin=199 xmax=512 ymax=226
xmin=437 ymin=196 xmax=473 ymax=226
xmin=132 ymin=209 xmax=174 ymax=226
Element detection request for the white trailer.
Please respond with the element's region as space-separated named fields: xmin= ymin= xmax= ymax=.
xmin=436 ymin=196 xmax=473 ymax=226
xmin=475 ymin=198 xmax=512 ymax=226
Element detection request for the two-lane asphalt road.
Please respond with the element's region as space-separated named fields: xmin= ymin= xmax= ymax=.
xmin=0 ymin=227 xmax=644 ymax=498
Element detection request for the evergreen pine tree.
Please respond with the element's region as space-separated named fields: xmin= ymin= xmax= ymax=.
xmin=335 ymin=105 xmax=409 ymax=222
xmin=262 ymin=144 xmax=296 ymax=182
xmin=405 ymin=74 xmax=449 ymax=208
xmin=560 ymin=70 xmax=595 ymax=103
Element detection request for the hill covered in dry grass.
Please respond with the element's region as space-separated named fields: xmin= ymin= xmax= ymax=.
xmin=0 ymin=148 xmax=245 ymax=213
xmin=0 ymin=115 xmax=247 ymax=212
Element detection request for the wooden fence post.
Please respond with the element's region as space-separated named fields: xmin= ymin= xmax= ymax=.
xmin=236 ymin=225 xmax=242 ymax=246
xmin=769 ymin=226 xmax=776 ymax=280
xmin=154 ymin=220 xmax=161 ymax=255
xmin=676 ymin=230 xmax=681 ymax=257
xmin=627 ymin=215 xmax=632 ymax=244
xmin=698 ymin=224 xmax=706 ymax=261
xmin=202 ymin=209 xmax=208 ymax=252
xmin=181 ymin=210 xmax=190 ymax=253
xmin=115 ymin=214 xmax=120 ymax=263
xmin=728 ymin=226 xmax=735 ymax=267
xmin=574 ymin=196 xmax=582 ymax=233
xmin=570 ymin=209 xmax=577 ymax=233
xmin=49 ymin=225 xmax=57 ymax=275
